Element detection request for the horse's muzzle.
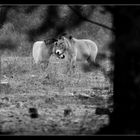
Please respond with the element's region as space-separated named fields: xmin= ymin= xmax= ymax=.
xmin=56 ymin=50 xmax=62 ymax=55
xmin=59 ymin=54 xmax=65 ymax=59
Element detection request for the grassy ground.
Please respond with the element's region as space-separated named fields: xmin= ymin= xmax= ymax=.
xmin=0 ymin=54 xmax=113 ymax=135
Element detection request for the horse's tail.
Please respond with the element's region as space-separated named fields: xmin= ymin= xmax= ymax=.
xmin=89 ymin=41 xmax=98 ymax=63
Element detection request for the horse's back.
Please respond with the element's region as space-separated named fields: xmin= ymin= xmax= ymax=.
xmin=72 ymin=38 xmax=98 ymax=62
xmin=73 ymin=39 xmax=94 ymax=54
xmin=81 ymin=39 xmax=98 ymax=55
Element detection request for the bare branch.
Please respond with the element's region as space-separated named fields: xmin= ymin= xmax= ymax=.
xmin=68 ymin=5 xmax=114 ymax=32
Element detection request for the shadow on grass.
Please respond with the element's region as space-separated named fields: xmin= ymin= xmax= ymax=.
xmin=81 ymin=62 xmax=100 ymax=73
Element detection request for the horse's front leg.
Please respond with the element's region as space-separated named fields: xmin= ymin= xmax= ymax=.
xmin=40 ymin=60 xmax=50 ymax=78
xmin=67 ymin=59 xmax=76 ymax=77
xmin=41 ymin=61 xmax=49 ymax=71
xmin=65 ymin=60 xmax=71 ymax=76
xmin=71 ymin=59 xmax=76 ymax=75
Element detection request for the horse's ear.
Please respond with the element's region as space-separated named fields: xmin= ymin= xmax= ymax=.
xmin=52 ymin=38 xmax=58 ymax=42
xmin=69 ymin=35 xmax=72 ymax=40
xmin=58 ymin=36 xmax=62 ymax=39
xmin=58 ymin=36 xmax=65 ymax=40
xmin=58 ymin=32 xmax=67 ymax=39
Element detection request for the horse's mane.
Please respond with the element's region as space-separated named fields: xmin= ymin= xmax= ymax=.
xmin=63 ymin=36 xmax=75 ymax=58
xmin=44 ymin=38 xmax=57 ymax=46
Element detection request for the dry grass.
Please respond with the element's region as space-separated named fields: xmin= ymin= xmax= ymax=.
xmin=0 ymin=6 xmax=113 ymax=135
xmin=0 ymin=55 xmax=113 ymax=135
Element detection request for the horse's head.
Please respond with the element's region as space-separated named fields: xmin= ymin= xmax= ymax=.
xmin=44 ymin=37 xmax=65 ymax=59
xmin=53 ymin=34 xmax=73 ymax=60
xmin=53 ymin=36 xmax=67 ymax=56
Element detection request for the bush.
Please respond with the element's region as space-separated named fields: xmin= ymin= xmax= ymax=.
xmin=0 ymin=23 xmax=20 ymax=51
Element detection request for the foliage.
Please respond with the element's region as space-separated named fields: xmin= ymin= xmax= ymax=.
xmin=0 ymin=5 xmax=112 ymax=56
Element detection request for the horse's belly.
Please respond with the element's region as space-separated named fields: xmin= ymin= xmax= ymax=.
xmin=76 ymin=51 xmax=88 ymax=61
xmin=76 ymin=45 xmax=90 ymax=61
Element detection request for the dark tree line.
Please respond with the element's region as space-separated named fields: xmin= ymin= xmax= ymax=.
xmin=0 ymin=5 xmax=97 ymax=48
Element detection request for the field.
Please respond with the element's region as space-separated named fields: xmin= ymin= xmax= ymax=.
xmin=0 ymin=53 xmax=113 ymax=135
xmin=0 ymin=5 xmax=113 ymax=135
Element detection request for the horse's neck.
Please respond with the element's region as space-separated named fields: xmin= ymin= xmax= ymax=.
xmin=65 ymin=38 xmax=75 ymax=57
xmin=44 ymin=40 xmax=54 ymax=55
xmin=65 ymin=38 xmax=72 ymax=49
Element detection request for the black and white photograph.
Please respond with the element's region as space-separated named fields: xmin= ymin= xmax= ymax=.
xmin=0 ymin=4 xmax=139 ymax=136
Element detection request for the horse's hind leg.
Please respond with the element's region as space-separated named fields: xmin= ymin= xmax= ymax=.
xmin=66 ymin=62 xmax=72 ymax=77
xmin=87 ymin=56 xmax=98 ymax=70
xmin=71 ymin=60 xmax=76 ymax=74
xmin=87 ymin=56 xmax=94 ymax=65
xmin=87 ymin=55 xmax=100 ymax=70
xmin=90 ymin=44 xmax=98 ymax=64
